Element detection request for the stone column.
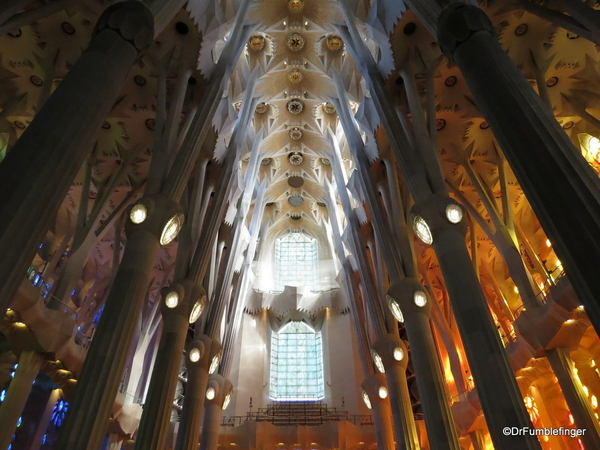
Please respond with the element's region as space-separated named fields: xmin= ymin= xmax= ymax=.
xmin=371 ymin=336 xmax=420 ymax=450
xmin=0 ymin=350 xmax=44 ymax=450
xmin=30 ymin=389 xmax=61 ymax=450
xmin=437 ymin=3 xmax=600 ymax=334
xmin=0 ymin=1 xmax=153 ymax=313
xmin=134 ymin=281 xmax=206 ymax=450
xmin=361 ymin=374 xmax=395 ymax=450
xmin=410 ymin=194 xmax=540 ymax=449
xmin=199 ymin=375 xmax=233 ymax=450
xmin=381 ymin=280 xmax=461 ymax=450
xmin=55 ymin=195 xmax=183 ymax=450
xmin=176 ymin=337 xmax=222 ymax=450
xmin=546 ymin=348 xmax=600 ymax=449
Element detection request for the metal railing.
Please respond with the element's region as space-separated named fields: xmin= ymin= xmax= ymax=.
xmin=44 ymin=294 xmax=78 ymax=320
xmin=513 ymin=271 xmax=567 ymax=318
xmin=25 ymin=267 xmax=78 ymax=320
xmin=219 ymin=414 xmax=376 ymax=427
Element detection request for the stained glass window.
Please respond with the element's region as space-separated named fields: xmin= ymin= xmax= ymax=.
xmin=51 ymin=400 xmax=69 ymax=427
xmin=274 ymin=232 xmax=318 ymax=292
xmin=269 ymin=321 xmax=325 ymax=401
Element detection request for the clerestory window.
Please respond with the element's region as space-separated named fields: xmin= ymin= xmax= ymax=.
xmin=269 ymin=321 xmax=325 ymax=401
xmin=274 ymin=232 xmax=318 ymax=292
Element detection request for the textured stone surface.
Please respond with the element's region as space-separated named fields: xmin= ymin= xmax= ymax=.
xmin=437 ymin=3 xmax=495 ymax=61
xmin=94 ymin=1 xmax=154 ymax=50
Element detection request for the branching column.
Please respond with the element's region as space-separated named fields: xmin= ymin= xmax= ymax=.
xmin=333 ymin=80 xmax=459 ymax=449
xmin=56 ymin=2 xmax=252 ymax=446
xmin=199 ymin=375 xmax=233 ymax=450
xmin=134 ymin=281 xmax=207 ymax=450
xmin=338 ymin=2 xmax=542 ymax=446
xmin=0 ymin=1 xmax=153 ymax=313
xmin=437 ymin=3 xmax=600 ymax=334
xmin=176 ymin=337 xmax=222 ymax=450
xmin=410 ymin=194 xmax=540 ymax=449
xmin=371 ymin=336 xmax=420 ymax=450
xmin=386 ymin=281 xmax=459 ymax=450
xmin=56 ymin=195 xmax=181 ymax=450
xmin=361 ymin=374 xmax=396 ymax=450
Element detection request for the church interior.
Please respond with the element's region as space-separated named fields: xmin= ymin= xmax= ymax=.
xmin=1 ymin=0 xmax=600 ymax=449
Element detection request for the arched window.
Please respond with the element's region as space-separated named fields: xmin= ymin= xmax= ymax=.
xmin=274 ymin=232 xmax=318 ymax=292
xmin=269 ymin=321 xmax=325 ymax=401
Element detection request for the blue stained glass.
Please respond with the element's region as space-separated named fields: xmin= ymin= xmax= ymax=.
xmin=0 ymin=389 xmax=6 ymax=402
xmin=42 ymin=435 xmax=47 ymax=444
xmin=51 ymin=400 xmax=69 ymax=427
xmin=93 ymin=305 xmax=105 ymax=325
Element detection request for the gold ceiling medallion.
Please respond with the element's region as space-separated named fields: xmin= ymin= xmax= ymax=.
xmin=234 ymin=101 xmax=243 ymax=112
xmin=261 ymin=158 xmax=271 ymax=165
xmin=248 ymin=34 xmax=265 ymax=51
xmin=289 ymin=151 xmax=303 ymax=165
xmin=288 ymin=0 xmax=304 ymax=13
xmin=287 ymin=33 xmax=305 ymax=52
xmin=288 ymin=68 xmax=303 ymax=83
xmin=320 ymin=158 xmax=331 ymax=165
xmin=255 ymin=102 xmax=268 ymax=114
xmin=322 ymin=102 xmax=336 ymax=114
xmin=289 ymin=126 xmax=303 ymax=140
xmin=287 ymin=98 xmax=304 ymax=115
xmin=326 ymin=35 xmax=343 ymax=52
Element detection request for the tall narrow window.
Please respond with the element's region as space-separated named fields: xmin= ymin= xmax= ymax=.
xmin=274 ymin=232 xmax=318 ymax=292
xmin=269 ymin=321 xmax=325 ymax=401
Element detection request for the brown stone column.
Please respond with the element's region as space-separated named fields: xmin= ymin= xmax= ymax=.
xmin=361 ymin=374 xmax=395 ymax=450
xmin=55 ymin=195 xmax=183 ymax=450
xmin=546 ymin=348 xmax=600 ymax=449
xmin=410 ymin=194 xmax=540 ymax=449
xmin=372 ymin=336 xmax=421 ymax=450
xmin=134 ymin=281 xmax=206 ymax=450
xmin=0 ymin=350 xmax=44 ymax=450
xmin=175 ymin=337 xmax=222 ymax=450
xmin=386 ymin=281 xmax=460 ymax=450
xmin=199 ymin=375 xmax=233 ymax=450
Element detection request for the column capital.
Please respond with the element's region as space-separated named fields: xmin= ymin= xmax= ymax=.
xmin=410 ymin=193 xmax=467 ymax=245
xmin=160 ymin=279 xmax=206 ymax=323
xmin=387 ymin=278 xmax=432 ymax=320
xmin=187 ymin=336 xmax=222 ymax=372
xmin=372 ymin=334 xmax=409 ymax=371
xmin=361 ymin=373 xmax=389 ymax=408
xmin=125 ymin=195 xmax=184 ymax=244
xmin=437 ymin=4 xmax=495 ymax=62
xmin=205 ymin=374 xmax=233 ymax=408
xmin=94 ymin=1 xmax=154 ymax=51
